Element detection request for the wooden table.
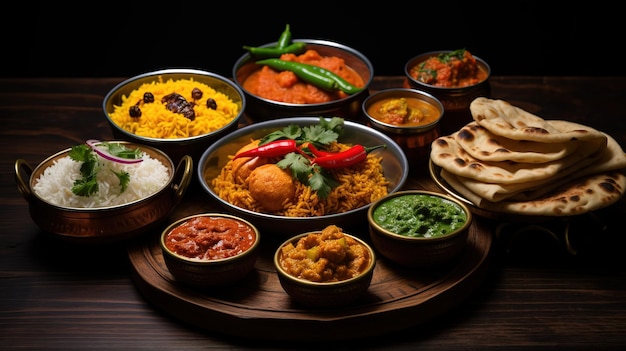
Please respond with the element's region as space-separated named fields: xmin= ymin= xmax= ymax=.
xmin=2 ymin=76 xmax=626 ymax=350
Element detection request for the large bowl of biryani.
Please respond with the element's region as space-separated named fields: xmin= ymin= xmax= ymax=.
xmin=103 ymin=68 xmax=246 ymax=164
xmin=198 ymin=117 xmax=409 ymax=236
xmin=14 ymin=140 xmax=193 ymax=244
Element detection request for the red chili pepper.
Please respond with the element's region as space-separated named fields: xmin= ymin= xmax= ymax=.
xmin=233 ymin=139 xmax=298 ymax=159
xmin=306 ymin=143 xmax=336 ymax=157
xmin=310 ymin=144 xmax=386 ymax=169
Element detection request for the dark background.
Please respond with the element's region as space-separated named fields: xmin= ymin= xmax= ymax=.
xmin=4 ymin=1 xmax=624 ymax=78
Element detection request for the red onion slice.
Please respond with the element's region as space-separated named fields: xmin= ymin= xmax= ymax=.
xmin=86 ymin=139 xmax=143 ymax=164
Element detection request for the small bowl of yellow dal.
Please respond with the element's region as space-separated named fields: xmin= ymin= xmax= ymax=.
xmin=274 ymin=225 xmax=376 ymax=308
xmin=367 ymin=190 xmax=472 ymax=267
xmin=103 ymin=68 xmax=246 ymax=164
xmin=362 ymin=88 xmax=444 ymax=170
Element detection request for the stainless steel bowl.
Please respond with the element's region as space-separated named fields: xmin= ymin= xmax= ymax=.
xmin=15 ymin=142 xmax=193 ymax=244
xmin=233 ymin=39 xmax=373 ymax=122
xmin=103 ymin=68 xmax=246 ymax=164
xmin=197 ymin=117 xmax=409 ymax=237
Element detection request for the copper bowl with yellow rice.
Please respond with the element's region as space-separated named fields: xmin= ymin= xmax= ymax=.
xmin=103 ymin=69 xmax=246 ymax=165
xmin=197 ymin=117 xmax=409 ymax=237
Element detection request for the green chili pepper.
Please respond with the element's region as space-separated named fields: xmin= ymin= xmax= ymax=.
xmin=256 ymin=58 xmax=339 ymax=92
xmin=243 ymin=42 xmax=307 ymax=59
xmin=255 ymin=58 xmax=363 ymax=95
xmin=276 ymin=24 xmax=292 ymax=49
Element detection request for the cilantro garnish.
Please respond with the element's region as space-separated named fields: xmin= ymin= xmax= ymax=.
xmin=258 ymin=117 xmax=345 ymax=199
xmin=68 ymin=143 xmax=136 ymax=197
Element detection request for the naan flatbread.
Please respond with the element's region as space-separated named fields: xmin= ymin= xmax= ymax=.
xmin=470 ymin=97 xmax=606 ymax=143
xmin=441 ymin=169 xmax=626 ymax=216
xmin=455 ymin=121 xmax=581 ymax=163
xmin=447 ymin=126 xmax=626 ymax=202
xmin=431 ymin=132 xmax=606 ymax=184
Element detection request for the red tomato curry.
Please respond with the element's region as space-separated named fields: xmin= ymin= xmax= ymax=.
xmin=243 ymin=49 xmax=365 ymax=104
xmin=409 ymin=49 xmax=488 ymax=88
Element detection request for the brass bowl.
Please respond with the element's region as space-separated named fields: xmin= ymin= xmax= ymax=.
xmin=362 ymin=88 xmax=444 ymax=170
xmin=274 ymin=230 xmax=376 ymax=308
xmin=102 ymin=68 xmax=245 ymax=164
xmin=404 ymin=50 xmax=491 ymax=113
xmin=15 ymin=141 xmax=193 ymax=244
xmin=233 ymin=39 xmax=373 ymax=122
xmin=367 ymin=190 xmax=472 ymax=267
xmin=160 ymin=213 xmax=260 ymax=287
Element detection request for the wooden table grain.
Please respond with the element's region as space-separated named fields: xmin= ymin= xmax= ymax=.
xmin=2 ymin=76 xmax=626 ymax=350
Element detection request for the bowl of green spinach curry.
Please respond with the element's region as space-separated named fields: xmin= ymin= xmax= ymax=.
xmin=367 ymin=190 xmax=472 ymax=267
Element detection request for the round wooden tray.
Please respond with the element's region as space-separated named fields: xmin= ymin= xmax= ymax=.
xmin=127 ymin=217 xmax=492 ymax=341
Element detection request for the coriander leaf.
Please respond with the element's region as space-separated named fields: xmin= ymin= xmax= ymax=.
xmin=302 ymin=125 xmax=339 ymax=145
xmin=72 ymin=177 xmax=99 ymax=197
xmin=69 ymin=144 xmax=99 ymax=196
xmin=104 ymin=142 xmax=143 ymax=159
xmin=260 ymin=124 xmax=302 ymax=145
xmin=319 ymin=117 xmax=345 ymax=136
xmin=277 ymin=153 xmax=312 ymax=184
xmin=308 ymin=169 xmax=338 ymax=199
xmin=113 ymin=170 xmax=130 ymax=192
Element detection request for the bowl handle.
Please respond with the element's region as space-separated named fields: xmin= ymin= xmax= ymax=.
xmin=14 ymin=159 xmax=33 ymax=202
xmin=172 ymin=155 xmax=193 ymax=206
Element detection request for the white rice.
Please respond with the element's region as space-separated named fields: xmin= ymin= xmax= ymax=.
xmin=33 ymin=150 xmax=170 ymax=208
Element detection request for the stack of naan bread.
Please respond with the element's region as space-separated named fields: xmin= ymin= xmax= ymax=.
xmin=430 ymin=97 xmax=626 ymax=216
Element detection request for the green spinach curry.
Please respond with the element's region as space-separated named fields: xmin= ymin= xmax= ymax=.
xmin=372 ymin=194 xmax=467 ymax=238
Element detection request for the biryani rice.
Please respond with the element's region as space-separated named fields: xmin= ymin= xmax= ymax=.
xmin=109 ymin=77 xmax=240 ymax=139
xmin=211 ymin=142 xmax=389 ymax=217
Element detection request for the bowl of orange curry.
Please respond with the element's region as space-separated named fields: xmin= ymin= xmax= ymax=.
xmin=274 ymin=224 xmax=376 ymax=308
xmin=160 ymin=213 xmax=260 ymax=287
xmin=197 ymin=117 xmax=409 ymax=237
xmin=233 ymin=39 xmax=373 ymax=122
xmin=404 ymin=49 xmax=491 ymax=113
xmin=363 ymin=88 xmax=444 ymax=170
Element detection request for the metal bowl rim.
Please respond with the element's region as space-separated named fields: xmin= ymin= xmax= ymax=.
xmin=160 ymin=212 xmax=261 ymax=264
xmin=232 ymin=39 xmax=374 ymax=108
xmin=197 ymin=117 xmax=410 ymax=222
xmin=403 ymin=50 xmax=491 ymax=91
xmin=367 ymin=189 xmax=473 ymax=242
xmin=102 ymin=68 xmax=246 ymax=143
xmin=273 ymin=231 xmax=376 ymax=287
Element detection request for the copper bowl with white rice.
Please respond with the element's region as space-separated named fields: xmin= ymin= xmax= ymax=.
xmin=15 ymin=141 xmax=193 ymax=244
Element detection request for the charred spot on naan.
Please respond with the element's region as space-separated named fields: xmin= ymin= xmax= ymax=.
xmin=521 ymin=126 xmax=550 ymax=135
xmin=598 ymin=172 xmax=625 ymax=195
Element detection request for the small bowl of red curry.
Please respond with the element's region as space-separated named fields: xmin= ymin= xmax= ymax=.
xmin=274 ymin=224 xmax=376 ymax=308
xmin=233 ymin=39 xmax=373 ymax=121
xmin=363 ymin=88 xmax=444 ymax=170
xmin=404 ymin=49 xmax=491 ymax=114
xmin=160 ymin=213 xmax=260 ymax=287
xmin=367 ymin=190 xmax=472 ymax=268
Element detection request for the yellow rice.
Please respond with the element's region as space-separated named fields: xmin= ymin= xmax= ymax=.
xmin=109 ymin=76 xmax=240 ymax=139
xmin=210 ymin=142 xmax=390 ymax=217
